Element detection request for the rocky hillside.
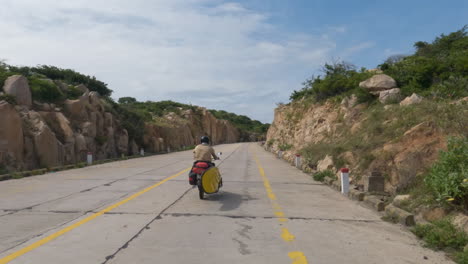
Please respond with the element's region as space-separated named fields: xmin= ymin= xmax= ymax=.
xmin=267 ymin=27 xmax=468 ymax=198
xmin=0 ymin=74 xmax=242 ymax=172
xmin=267 ymin=85 xmax=467 ymax=193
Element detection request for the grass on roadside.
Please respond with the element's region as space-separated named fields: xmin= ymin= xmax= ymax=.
xmin=412 ymin=218 xmax=468 ymax=263
xmin=300 ymin=100 xmax=468 ymax=176
xmin=312 ymin=170 xmax=335 ymax=182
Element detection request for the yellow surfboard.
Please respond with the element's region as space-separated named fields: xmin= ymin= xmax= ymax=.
xmin=201 ymin=167 xmax=221 ymax=194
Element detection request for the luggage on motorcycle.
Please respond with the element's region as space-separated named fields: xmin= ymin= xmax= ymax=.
xmin=191 ymin=161 xmax=210 ymax=174
xmin=188 ymin=172 xmax=197 ymax=185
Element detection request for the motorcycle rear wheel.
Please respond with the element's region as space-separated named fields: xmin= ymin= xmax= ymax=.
xmin=197 ymin=175 xmax=204 ymax=199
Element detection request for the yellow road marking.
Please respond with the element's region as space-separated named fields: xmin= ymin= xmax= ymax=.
xmin=0 ymin=168 xmax=190 ymax=264
xmin=289 ymin=251 xmax=308 ymax=264
xmin=275 ymin=211 xmax=285 ymax=217
xmin=272 ymin=203 xmax=282 ymax=210
xmin=281 ymin=228 xmax=295 ymax=242
xmin=253 ymin=153 xmax=308 ymax=264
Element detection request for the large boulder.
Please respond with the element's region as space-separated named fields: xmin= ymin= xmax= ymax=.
xmin=88 ymin=91 xmax=101 ymax=108
xmin=379 ymin=88 xmax=402 ymax=104
xmin=116 ymin=129 xmax=129 ymax=154
xmin=40 ymin=112 xmax=74 ymax=143
xmin=359 ymin=74 xmax=397 ymax=92
xmin=104 ymin=112 xmax=113 ymax=127
xmin=130 ymin=140 xmax=139 ymax=155
xmin=64 ymin=99 xmax=88 ymax=120
xmin=54 ymin=80 xmax=69 ymax=93
xmin=81 ymin=121 xmax=97 ymax=138
xmin=0 ymin=101 xmax=24 ymax=167
xmin=317 ymin=155 xmax=335 ymax=172
xmin=400 ymin=93 xmax=423 ymax=106
xmin=29 ymin=112 xmax=61 ymax=167
xmin=2 ymin=75 xmax=32 ymax=106
xmin=75 ymin=84 xmax=89 ymax=94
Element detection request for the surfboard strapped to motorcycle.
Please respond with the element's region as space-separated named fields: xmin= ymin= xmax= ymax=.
xmin=189 ymin=152 xmax=223 ymax=199
xmin=197 ymin=166 xmax=222 ymax=199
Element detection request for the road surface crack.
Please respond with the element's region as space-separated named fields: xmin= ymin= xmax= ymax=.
xmin=101 ymin=187 xmax=194 ymax=264
xmin=161 ymin=212 xmax=381 ymax=223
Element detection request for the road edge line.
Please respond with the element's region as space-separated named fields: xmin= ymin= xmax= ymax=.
xmin=0 ymin=168 xmax=190 ymax=264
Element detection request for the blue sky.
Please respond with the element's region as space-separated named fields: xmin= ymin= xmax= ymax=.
xmin=240 ymin=0 xmax=468 ymax=67
xmin=0 ymin=0 xmax=466 ymax=123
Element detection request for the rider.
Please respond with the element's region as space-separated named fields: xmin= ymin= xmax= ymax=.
xmin=193 ymin=136 xmax=219 ymax=163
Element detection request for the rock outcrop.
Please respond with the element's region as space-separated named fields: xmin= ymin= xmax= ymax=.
xmin=400 ymin=93 xmax=423 ymax=106
xmin=379 ymin=88 xmax=402 ymax=104
xmin=143 ymin=108 xmax=240 ymax=153
xmin=359 ymin=74 xmax=397 ymax=93
xmin=0 ymin=77 xmax=241 ymax=171
xmin=2 ymin=75 xmax=32 ymax=106
xmin=0 ymin=101 xmax=24 ymax=167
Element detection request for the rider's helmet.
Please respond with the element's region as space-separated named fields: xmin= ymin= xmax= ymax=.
xmin=200 ymin=136 xmax=210 ymax=144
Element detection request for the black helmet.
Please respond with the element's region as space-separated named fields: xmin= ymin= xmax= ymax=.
xmin=201 ymin=136 xmax=210 ymax=144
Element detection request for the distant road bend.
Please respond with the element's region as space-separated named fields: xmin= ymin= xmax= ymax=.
xmin=0 ymin=143 xmax=452 ymax=264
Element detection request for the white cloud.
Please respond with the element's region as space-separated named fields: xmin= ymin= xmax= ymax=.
xmin=0 ymin=0 xmax=342 ymax=122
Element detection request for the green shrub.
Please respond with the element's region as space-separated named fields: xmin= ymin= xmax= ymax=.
xmin=425 ymin=137 xmax=468 ymax=208
xmin=95 ymin=136 xmax=108 ymax=146
xmin=0 ymin=165 xmax=8 ymax=175
xmin=0 ymin=71 xmax=16 ymax=88
xmin=381 ymin=26 xmax=468 ymax=98
xmin=209 ymin=109 xmax=270 ymax=136
xmin=278 ymin=143 xmax=293 ymax=151
xmin=430 ymin=75 xmax=468 ymax=99
xmin=266 ymin=139 xmax=275 ymax=148
xmin=9 ymin=65 xmax=112 ymax=97
xmin=313 ymin=170 xmax=335 ymax=182
xmin=353 ymin=87 xmax=376 ymax=104
xmin=455 ymin=251 xmax=468 ymax=264
xmin=0 ymin=93 xmax=17 ymax=105
xmin=105 ymin=98 xmax=147 ymax=145
xmin=290 ymin=27 xmax=468 ymax=103
xmin=381 ymin=212 xmax=400 ymax=224
xmin=412 ymin=218 xmax=468 ymax=251
xmin=29 ymin=77 xmax=64 ymax=102
xmin=66 ymin=86 xmax=83 ymax=99
xmin=290 ymin=62 xmax=374 ymax=102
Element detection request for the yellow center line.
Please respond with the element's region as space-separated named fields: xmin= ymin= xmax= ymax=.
xmin=253 ymin=152 xmax=309 ymax=264
xmin=281 ymin=228 xmax=296 ymax=242
xmin=289 ymin=252 xmax=308 ymax=264
xmin=0 ymin=167 xmax=190 ymax=264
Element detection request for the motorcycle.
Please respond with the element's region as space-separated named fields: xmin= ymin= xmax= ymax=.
xmin=189 ymin=153 xmax=223 ymax=199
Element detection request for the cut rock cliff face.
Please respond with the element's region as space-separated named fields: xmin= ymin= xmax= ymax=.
xmin=0 ymin=75 xmax=241 ymax=172
xmin=266 ymin=76 xmax=467 ymax=194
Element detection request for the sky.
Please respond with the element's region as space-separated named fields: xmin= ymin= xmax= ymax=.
xmin=0 ymin=0 xmax=466 ymax=123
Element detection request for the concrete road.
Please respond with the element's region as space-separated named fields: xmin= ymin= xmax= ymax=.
xmin=0 ymin=143 xmax=453 ymax=264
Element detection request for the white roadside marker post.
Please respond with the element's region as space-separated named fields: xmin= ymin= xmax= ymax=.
xmin=87 ymin=152 xmax=93 ymax=165
xmin=341 ymin=168 xmax=350 ymax=195
xmin=295 ymin=154 xmax=301 ymax=169
xmin=140 ymin=148 xmax=145 ymax=156
xmin=278 ymin=151 xmax=283 ymax=159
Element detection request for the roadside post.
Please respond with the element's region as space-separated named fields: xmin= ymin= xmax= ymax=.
xmin=340 ymin=168 xmax=350 ymax=195
xmin=140 ymin=148 xmax=145 ymax=156
xmin=295 ymin=154 xmax=301 ymax=169
xmin=87 ymin=152 xmax=93 ymax=165
xmin=278 ymin=151 xmax=283 ymax=159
